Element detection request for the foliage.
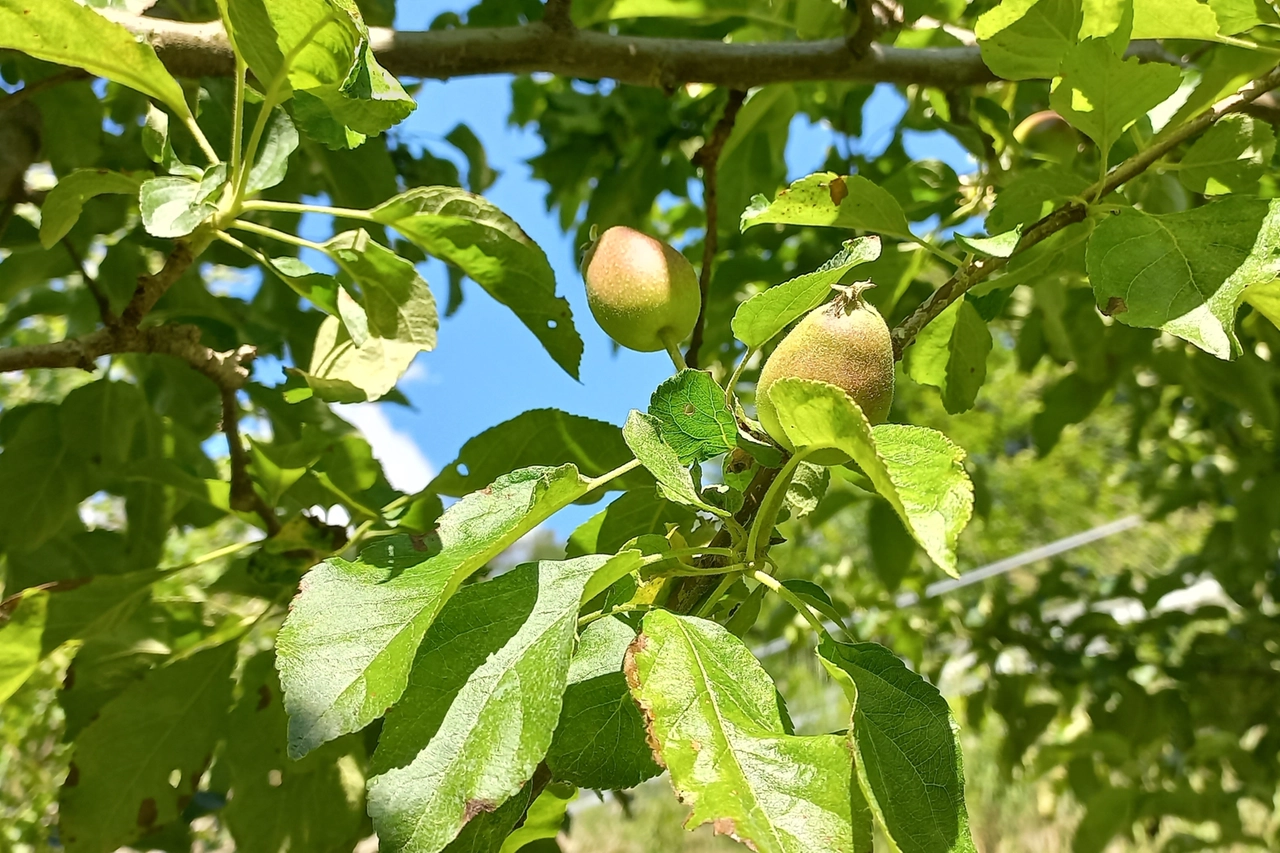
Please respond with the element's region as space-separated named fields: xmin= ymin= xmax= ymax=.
xmin=1 ymin=1 xmax=1279 ymax=852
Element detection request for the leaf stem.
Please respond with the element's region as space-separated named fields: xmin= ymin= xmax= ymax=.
xmin=724 ymin=346 xmax=754 ymax=405
xmin=578 ymin=602 xmax=654 ymax=628
xmin=693 ymin=571 xmax=744 ymax=618
xmin=185 ymin=115 xmax=220 ymax=165
xmin=659 ymin=329 xmax=689 ymax=372
xmin=241 ymin=199 xmax=376 ymax=220
xmin=227 ymin=219 xmax=327 ymax=253
xmin=585 ymin=457 xmax=643 ymax=491
xmin=229 ymin=54 xmax=247 ymax=189
xmin=745 ymin=448 xmax=811 ymax=564
xmin=751 ymin=568 xmax=829 ymax=639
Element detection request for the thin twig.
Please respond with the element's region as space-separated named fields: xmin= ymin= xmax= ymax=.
xmin=61 ymin=238 xmax=116 ymax=326
xmin=686 ymin=89 xmax=746 ymax=369
xmin=220 ymin=388 xmax=281 ymax=535
xmin=890 ymin=62 xmax=1280 ymax=359
xmin=120 ymin=241 xmax=196 ymax=327
xmin=543 ymin=0 xmax=574 ymax=32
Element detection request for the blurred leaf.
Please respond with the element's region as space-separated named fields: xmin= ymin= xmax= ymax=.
xmin=60 ymin=644 xmax=236 ymax=853
xmin=39 ymin=170 xmax=141 ymax=249
xmin=975 ymin=0 xmax=1081 ymax=80
xmin=1178 ymin=114 xmax=1276 ymax=195
xmin=1132 ymin=0 xmax=1220 ymax=38
xmin=445 ymin=123 xmax=498 ymax=193
xmin=0 ymin=406 xmax=90 ymax=552
xmin=0 ymin=590 xmax=47 ymax=704
xmin=907 ymin=298 xmax=992 ymax=414
xmin=1049 ymin=39 xmax=1182 ymax=163
xmin=565 ymin=488 xmax=696 ymax=558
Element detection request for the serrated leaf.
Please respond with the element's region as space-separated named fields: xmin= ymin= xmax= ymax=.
xmin=622 ymin=411 xmax=721 ymax=516
xmin=906 ymin=298 xmax=993 ymax=414
xmin=819 ymin=640 xmax=976 ymax=853
xmin=0 ymin=0 xmax=191 ymax=119
xmin=218 ymin=0 xmax=413 ymax=147
xmin=741 ymin=173 xmax=911 ymax=239
xmin=326 ymin=229 xmax=438 ymax=351
xmin=368 ymin=553 xmax=640 ymax=853
xmin=369 ymin=187 xmax=582 ymax=378
xmin=648 ymin=370 xmax=737 ymax=464
xmin=732 ymin=237 xmax=882 ymax=349
xmin=565 ymin=488 xmax=696 ymax=559
xmin=975 ymin=0 xmax=1081 ymax=81
xmin=41 ymin=571 xmax=156 ymax=654
xmin=1178 ymin=113 xmax=1276 ymax=195
xmin=0 ymin=590 xmax=47 ymax=704
xmin=986 ymin=167 xmax=1090 ymax=234
xmin=1086 ymin=198 xmax=1280 ymax=359
xmin=546 ymin=616 xmax=661 ymax=789
xmin=1209 ymin=0 xmax=1280 ymax=34
xmin=1049 ymin=39 xmax=1182 ymax=163
xmin=430 ymin=408 xmax=647 ymax=497
xmin=625 ymin=611 xmax=870 ymax=853
xmin=139 ymin=163 xmax=227 ymax=239
xmin=223 ymin=654 xmax=366 ymax=853
xmin=60 ymin=644 xmax=236 ymax=853
xmin=39 ymin=170 xmax=141 ymax=248
xmin=276 ymin=464 xmax=595 ymax=758
xmin=246 ymin=107 xmax=299 ymax=194
xmin=767 ymin=379 xmax=972 ymax=576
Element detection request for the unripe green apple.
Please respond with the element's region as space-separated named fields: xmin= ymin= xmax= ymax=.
xmin=756 ymin=284 xmax=894 ymax=449
xmin=1013 ymin=110 xmax=1079 ymax=163
xmin=581 ymin=226 xmax=701 ymax=353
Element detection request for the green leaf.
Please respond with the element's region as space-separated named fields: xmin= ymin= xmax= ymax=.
xmin=819 ymin=641 xmax=976 ymax=853
xmin=546 ymin=616 xmax=661 ymax=789
xmin=626 ymin=611 xmax=869 ymax=853
xmin=139 ymin=164 xmax=227 ymax=239
xmin=326 ymin=229 xmax=438 ymax=351
xmin=732 ymin=237 xmax=882 ymax=349
xmin=1245 ymin=279 xmax=1280 ymax=329
xmin=781 ymin=579 xmax=845 ymax=628
xmin=0 ymin=406 xmax=89 ymax=551
xmin=1209 ymin=0 xmax=1280 ymax=34
xmin=1086 ymin=198 xmax=1280 ymax=359
xmin=41 ymin=570 xmax=156 ymax=654
xmin=648 ymin=370 xmax=737 ymax=464
xmin=218 ymin=0 xmax=413 ymax=146
xmin=276 ymin=464 xmax=595 ymax=758
xmin=906 ymin=298 xmax=993 ymax=414
xmin=766 ymin=379 xmax=972 ymax=576
xmin=59 ymin=380 xmax=150 ymax=472
xmin=716 ymin=86 xmax=796 ymax=234
xmin=445 ymin=123 xmax=498 ymax=193
xmin=784 ymin=461 xmax=830 ymax=519
xmin=622 ymin=411 xmax=721 ymax=516
xmin=1132 ymin=0 xmax=1220 ymax=38
xmin=0 ymin=0 xmax=192 ymax=120
xmin=367 ymin=553 xmax=640 ymax=853
xmin=741 ymin=173 xmax=911 ymax=239
xmin=565 ymin=488 xmax=696 ymax=559
xmin=497 ymin=785 xmax=574 ymax=853
xmin=369 ymin=188 xmax=582 ymax=378
xmin=986 ymin=166 xmax=1090 ymax=234
xmin=430 ymin=408 xmax=646 ymax=498
xmin=954 ymin=229 xmax=1021 ymax=259
xmin=223 ymin=654 xmax=367 ymax=853
xmin=1049 ymin=39 xmax=1182 ymax=163
xmin=39 ymin=170 xmax=141 ymax=248
xmin=975 ymin=0 xmax=1081 ymax=81
xmin=292 ymin=315 xmax=420 ymax=403
xmin=1178 ymin=114 xmax=1276 ymax=195
xmin=60 ymin=644 xmax=236 ymax=853
xmin=246 ymin=107 xmax=299 ymax=194
xmin=0 ymin=590 xmax=47 ymax=704
xmin=265 ymin=255 xmax=342 ymax=316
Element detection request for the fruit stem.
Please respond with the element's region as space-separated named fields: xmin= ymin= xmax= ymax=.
xmin=659 ymin=329 xmax=689 ymax=372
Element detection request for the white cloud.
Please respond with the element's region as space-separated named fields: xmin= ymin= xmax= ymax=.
xmin=333 ymin=403 xmax=434 ymax=494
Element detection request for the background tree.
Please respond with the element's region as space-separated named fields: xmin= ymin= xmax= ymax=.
xmin=1 ymin=1 xmax=1279 ymax=852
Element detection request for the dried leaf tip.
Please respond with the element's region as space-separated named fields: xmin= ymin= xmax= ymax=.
xmin=830 ymin=280 xmax=876 ymax=311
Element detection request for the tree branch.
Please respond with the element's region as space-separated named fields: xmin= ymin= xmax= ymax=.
xmin=686 ymin=89 xmax=746 ymax=370
xmin=121 ymin=240 xmax=195 ymax=327
xmin=890 ymin=62 xmax=1280 ymax=359
xmin=221 ymin=388 xmax=281 ymax=535
xmin=114 ymin=13 xmax=998 ymax=89
xmin=61 ymin=238 xmax=115 ymax=326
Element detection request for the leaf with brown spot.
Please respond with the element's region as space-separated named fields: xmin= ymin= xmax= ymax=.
xmin=1104 ymin=296 xmax=1128 ymax=316
xmin=626 ymin=611 xmax=871 ymax=853
xmin=829 ymin=176 xmax=848 ymax=206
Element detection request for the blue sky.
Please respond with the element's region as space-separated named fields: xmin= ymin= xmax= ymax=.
xmin=302 ymin=2 xmax=975 ymax=532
